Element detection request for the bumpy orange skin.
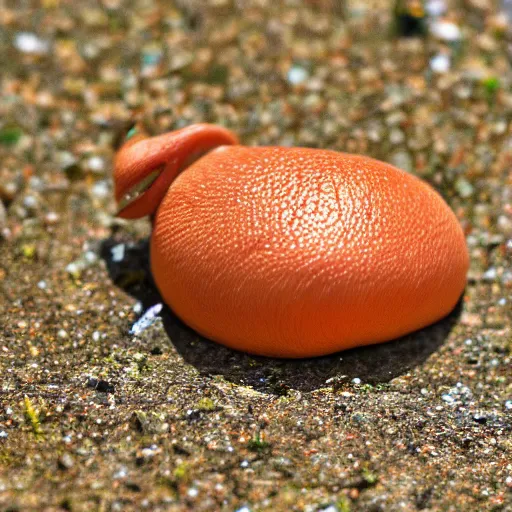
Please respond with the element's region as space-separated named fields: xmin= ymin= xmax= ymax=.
xmin=115 ymin=125 xmax=469 ymax=358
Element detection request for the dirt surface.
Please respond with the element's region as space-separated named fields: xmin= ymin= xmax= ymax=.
xmin=0 ymin=0 xmax=512 ymax=511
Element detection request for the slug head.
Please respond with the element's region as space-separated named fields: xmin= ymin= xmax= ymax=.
xmin=114 ymin=123 xmax=238 ymax=218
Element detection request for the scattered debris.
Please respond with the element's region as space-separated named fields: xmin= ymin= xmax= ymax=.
xmin=86 ymin=377 xmax=115 ymax=394
xmin=13 ymin=32 xmax=49 ymax=55
xmin=129 ymin=303 xmax=163 ymax=336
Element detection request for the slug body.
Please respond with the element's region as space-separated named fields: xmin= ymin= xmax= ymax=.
xmin=115 ymin=124 xmax=468 ymax=358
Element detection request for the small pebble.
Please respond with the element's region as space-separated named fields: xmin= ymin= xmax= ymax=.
xmin=389 ymin=128 xmax=405 ymax=145
xmin=287 ymin=65 xmax=309 ymax=85
xmin=497 ymin=215 xmax=512 ymax=236
xmin=14 ymin=32 xmax=49 ymax=54
xmin=472 ymin=414 xmax=487 ymax=425
xmin=455 ymin=178 xmax=474 ymax=199
xmin=113 ymin=467 xmax=128 ymax=480
xmin=425 ymin=0 xmax=447 ymax=17
xmin=91 ymin=180 xmax=110 ymax=200
xmin=319 ymin=507 xmax=337 ymax=512
xmin=130 ymin=303 xmax=163 ymax=336
xmin=66 ymin=251 xmax=99 ymax=278
xmin=187 ymin=488 xmax=199 ymax=498
xmin=0 ymin=182 xmax=18 ymax=202
xmin=430 ymin=54 xmax=451 ymax=74
xmin=430 ymin=21 xmax=462 ymax=42
xmin=482 ymin=268 xmax=497 ymax=281
xmin=87 ymin=377 xmax=115 ymax=393
xmin=58 ymin=453 xmax=74 ymax=470
xmin=87 ymin=156 xmax=106 ymax=173
xmin=56 ymin=151 xmax=78 ymax=171
xmin=23 ymin=195 xmax=39 ymax=211
xmin=44 ymin=212 xmax=60 ymax=225
xmin=111 ymin=243 xmax=125 ymax=262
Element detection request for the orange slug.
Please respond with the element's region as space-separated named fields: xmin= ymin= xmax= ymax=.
xmin=114 ymin=123 xmax=469 ymax=358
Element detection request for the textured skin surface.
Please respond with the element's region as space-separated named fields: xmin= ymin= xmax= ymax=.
xmin=145 ymin=144 xmax=469 ymax=358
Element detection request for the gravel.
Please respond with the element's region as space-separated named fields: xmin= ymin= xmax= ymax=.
xmin=0 ymin=0 xmax=511 ymax=510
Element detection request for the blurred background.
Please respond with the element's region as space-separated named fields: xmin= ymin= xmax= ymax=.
xmin=0 ymin=1 xmax=511 ymax=511
xmin=1 ymin=0 xmax=512 ymax=272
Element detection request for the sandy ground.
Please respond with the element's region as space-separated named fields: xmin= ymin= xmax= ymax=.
xmin=0 ymin=0 xmax=511 ymax=510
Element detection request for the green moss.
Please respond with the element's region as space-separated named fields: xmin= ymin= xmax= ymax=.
xmin=173 ymin=462 xmax=188 ymax=481
xmin=23 ymin=395 xmax=43 ymax=440
xmin=337 ymin=496 xmax=351 ymax=512
xmin=247 ymin=431 xmax=270 ymax=453
xmin=361 ymin=467 xmax=378 ymax=486
xmin=124 ymin=352 xmax=150 ymax=380
xmin=482 ymin=76 xmax=500 ymax=105
xmin=0 ymin=451 xmax=14 ymax=466
xmin=21 ymin=244 xmax=37 ymax=261
xmin=132 ymin=352 xmax=148 ymax=369
xmin=196 ymin=397 xmax=216 ymax=410
xmin=0 ymin=126 xmax=23 ymax=146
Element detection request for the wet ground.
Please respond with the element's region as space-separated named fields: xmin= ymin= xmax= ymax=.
xmin=0 ymin=0 xmax=511 ymax=510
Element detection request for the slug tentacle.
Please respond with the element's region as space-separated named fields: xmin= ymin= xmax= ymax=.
xmin=114 ymin=123 xmax=238 ymax=219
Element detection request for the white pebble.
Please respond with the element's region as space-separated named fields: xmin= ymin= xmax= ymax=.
xmin=430 ymin=54 xmax=451 ymax=74
xmin=425 ymin=0 xmax=446 ymax=17
xmin=88 ymin=156 xmax=105 ymax=172
xmin=187 ymin=488 xmax=198 ymax=498
xmin=430 ymin=21 xmax=462 ymax=42
xmin=14 ymin=32 xmax=49 ymax=54
xmin=111 ymin=244 xmax=125 ymax=263
xmin=287 ymin=66 xmax=309 ymax=85
xmin=129 ymin=303 xmax=163 ymax=336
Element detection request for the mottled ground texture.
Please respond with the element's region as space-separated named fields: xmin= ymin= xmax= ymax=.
xmin=1 ymin=0 xmax=512 ymax=511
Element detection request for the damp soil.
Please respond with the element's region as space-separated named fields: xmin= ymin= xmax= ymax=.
xmin=0 ymin=1 xmax=511 ymax=511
